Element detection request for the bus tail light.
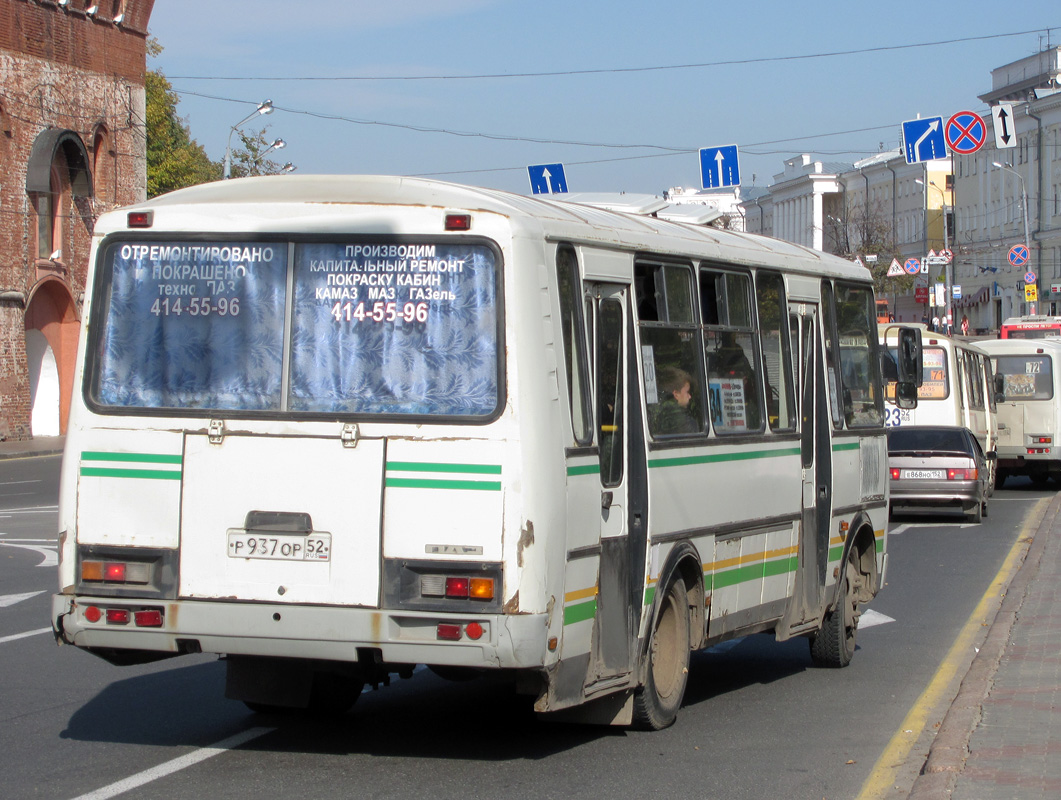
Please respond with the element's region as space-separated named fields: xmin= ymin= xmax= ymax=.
xmin=444 ymin=213 xmax=471 ymax=231
xmin=127 ymin=210 xmax=153 ymax=228
xmin=81 ymin=560 xmax=151 ymax=585
xmin=1034 ymin=436 xmax=1052 ymax=444
xmin=421 ymin=574 xmax=496 ymax=601
xmin=106 ymin=608 xmax=130 ymax=624
xmin=134 ymin=609 xmax=164 ymax=627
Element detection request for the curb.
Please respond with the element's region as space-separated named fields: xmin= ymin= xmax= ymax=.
xmin=906 ymin=492 xmax=1061 ymax=799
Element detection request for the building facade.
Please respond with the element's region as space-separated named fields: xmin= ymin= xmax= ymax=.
xmin=0 ymin=0 xmax=154 ymax=440
xmin=950 ymin=47 xmax=1061 ymax=331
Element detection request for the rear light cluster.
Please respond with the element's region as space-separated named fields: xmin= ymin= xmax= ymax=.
xmin=421 ymin=575 xmax=495 ymax=601
xmin=81 ymin=560 xmax=150 ymax=585
xmin=1028 ymin=448 xmax=1050 ymax=455
xmin=83 ymin=605 xmax=164 ymax=627
xmin=890 ymin=467 xmax=978 ymax=480
xmin=436 ymin=621 xmax=485 ymax=641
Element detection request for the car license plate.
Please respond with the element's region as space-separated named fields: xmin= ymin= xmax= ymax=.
xmin=227 ymin=531 xmax=331 ymax=561
xmin=902 ymin=469 xmax=945 ymax=480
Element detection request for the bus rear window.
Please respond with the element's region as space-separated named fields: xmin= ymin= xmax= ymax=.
xmin=89 ymin=240 xmax=501 ymax=418
xmin=993 ymin=355 xmax=1053 ymax=400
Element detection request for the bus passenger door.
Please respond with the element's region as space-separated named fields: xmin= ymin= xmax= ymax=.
xmin=586 ymin=283 xmax=643 ymax=681
xmin=784 ymin=304 xmax=831 ymax=631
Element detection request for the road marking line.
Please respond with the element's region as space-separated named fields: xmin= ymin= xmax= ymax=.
xmin=69 ymin=727 xmax=276 ymax=800
xmin=0 ymin=541 xmax=58 ymax=567
xmin=858 ymin=609 xmax=895 ymax=629
xmin=889 ymin=524 xmax=910 ymax=536
xmin=0 ymin=590 xmax=45 ymax=607
xmin=855 ymin=496 xmax=1045 ymax=800
xmin=0 ymin=627 xmax=52 ymax=644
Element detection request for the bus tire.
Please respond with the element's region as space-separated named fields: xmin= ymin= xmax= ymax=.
xmin=809 ymin=552 xmax=859 ymax=668
xmin=633 ymin=578 xmax=690 ymax=730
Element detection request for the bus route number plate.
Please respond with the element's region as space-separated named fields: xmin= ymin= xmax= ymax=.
xmin=227 ymin=531 xmax=331 ymax=562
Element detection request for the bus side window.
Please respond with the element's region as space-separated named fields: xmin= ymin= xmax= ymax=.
xmin=556 ymin=246 xmax=592 ymax=445
xmin=832 ymin=283 xmax=885 ymax=428
xmin=756 ymin=271 xmax=796 ymax=431
xmin=636 ymin=262 xmax=705 ymax=439
xmin=597 ymin=299 xmax=624 ymax=486
xmin=700 ymin=268 xmax=764 ymax=434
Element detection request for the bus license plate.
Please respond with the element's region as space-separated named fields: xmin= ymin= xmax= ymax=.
xmin=902 ymin=469 xmax=945 ymax=480
xmin=227 ymin=532 xmax=331 ymax=561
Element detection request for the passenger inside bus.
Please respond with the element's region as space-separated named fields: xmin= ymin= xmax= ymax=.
xmin=650 ymin=366 xmax=700 ymax=435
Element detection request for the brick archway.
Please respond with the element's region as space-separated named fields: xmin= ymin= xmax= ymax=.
xmin=25 ymin=277 xmax=80 ymax=434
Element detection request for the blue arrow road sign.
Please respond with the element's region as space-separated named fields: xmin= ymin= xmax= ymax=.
xmin=902 ymin=117 xmax=946 ymax=164
xmin=528 ymin=163 xmax=568 ymax=195
xmin=699 ymin=145 xmax=740 ymax=189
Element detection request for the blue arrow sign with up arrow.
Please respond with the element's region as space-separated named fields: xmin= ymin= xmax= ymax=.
xmin=699 ymin=145 xmax=740 ymax=189
xmin=528 ymin=163 xmax=568 ymax=194
xmin=902 ymin=117 xmax=946 ymax=164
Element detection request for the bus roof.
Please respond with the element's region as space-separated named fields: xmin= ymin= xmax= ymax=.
xmin=978 ymin=338 xmax=1061 ymax=355
xmin=105 ymin=175 xmax=870 ymax=281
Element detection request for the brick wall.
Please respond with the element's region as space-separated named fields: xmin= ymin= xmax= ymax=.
xmin=0 ymin=0 xmax=154 ymax=439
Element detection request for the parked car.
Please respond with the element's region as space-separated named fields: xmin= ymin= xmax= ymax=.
xmin=887 ymin=425 xmax=996 ymax=523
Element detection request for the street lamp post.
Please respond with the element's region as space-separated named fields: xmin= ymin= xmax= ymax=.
xmin=992 ymin=161 xmax=1034 ymax=313
xmin=916 ymin=177 xmax=951 ymax=332
xmin=254 ymin=138 xmax=286 ymax=168
xmin=223 ymin=100 xmax=274 ymax=180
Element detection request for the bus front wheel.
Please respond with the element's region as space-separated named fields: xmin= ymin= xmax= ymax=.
xmin=809 ymin=552 xmax=859 ymax=668
xmin=633 ymin=578 xmax=690 ymax=730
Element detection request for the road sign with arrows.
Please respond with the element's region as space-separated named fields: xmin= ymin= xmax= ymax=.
xmin=992 ymin=104 xmax=1016 ymax=150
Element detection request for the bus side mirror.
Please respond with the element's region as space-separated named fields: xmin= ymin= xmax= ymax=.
xmin=895 ymin=381 xmax=917 ymax=410
xmin=897 ymin=327 xmax=923 ymax=387
xmin=892 ymin=326 xmax=922 ymax=410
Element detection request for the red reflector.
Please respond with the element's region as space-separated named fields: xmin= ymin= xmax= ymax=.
xmin=465 ymin=621 xmax=484 ymax=640
xmin=84 ymin=606 xmax=102 ymax=623
xmin=444 ymin=213 xmax=471 ymax=231
xmin=127 ymin=210 xmax=153 ymax=228
xmin=105 ymin=563 xmax=126 ymax=582
xmin=445 ymin=577 xmax=470 ymax=598
xmin=134 ymin=610 xmax=164 ymax=628
xmin=437 ymin=623 xmax=462 ymax=641
xmin=106 ymin=608 xmax=130 ymax=624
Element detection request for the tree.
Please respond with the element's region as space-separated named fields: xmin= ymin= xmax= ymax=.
xmin=145 ymin=49 xmax=220 ymax=197
xmin=825 ymin=199 xmax=916 ymax=300
xmin=225 ymin=129 xmax=290 ymax=179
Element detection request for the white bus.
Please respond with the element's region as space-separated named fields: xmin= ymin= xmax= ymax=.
xmin=51 ymin=175 xmax=918 ymax=729
xmin=978 ymin=338 xmax=1061 ymax=486
xmin=882 ymin=326 xmax=998 ymax=490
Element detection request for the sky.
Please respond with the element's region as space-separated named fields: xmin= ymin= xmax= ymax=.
xmin=147 ymin=1 xmax=1061 ymax=198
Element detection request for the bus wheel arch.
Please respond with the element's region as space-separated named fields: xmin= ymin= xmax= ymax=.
xmin=632 ymin=545 xmax=701 ymax=730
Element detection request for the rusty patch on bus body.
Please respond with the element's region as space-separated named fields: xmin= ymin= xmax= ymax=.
xmin=517 ymin=520 xmax=535 ymax=567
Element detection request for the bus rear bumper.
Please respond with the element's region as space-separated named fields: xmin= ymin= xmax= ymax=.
xmin=51 ymin=594 xmax=549 ymax=671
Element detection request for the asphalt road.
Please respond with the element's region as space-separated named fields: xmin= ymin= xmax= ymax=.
xmin=0 ymin=454 xmax=1048 ymax=800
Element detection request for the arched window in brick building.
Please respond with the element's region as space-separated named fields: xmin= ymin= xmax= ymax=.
xmin=92 ymin=124 xmax=113 ymax=208
xmin=26 ymin=129 xmax=92 ymax=263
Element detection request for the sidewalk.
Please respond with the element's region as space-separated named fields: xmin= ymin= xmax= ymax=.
xmin=0 ymin=435 xmax=65 ymax=459
xmin=909 ymin=492 xmax=1061 ymax=799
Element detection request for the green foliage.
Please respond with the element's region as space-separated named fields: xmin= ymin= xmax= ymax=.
xmin=226 ymin=129 xmax=290 ymax=179
xmin=145 ymin=69 xmax=220 ymax=197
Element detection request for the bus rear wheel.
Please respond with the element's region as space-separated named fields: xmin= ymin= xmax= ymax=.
xmin=809 ymin=552 xmax=860 ymax=668
xmin=633 ymin=578 xmax=690 ymax=730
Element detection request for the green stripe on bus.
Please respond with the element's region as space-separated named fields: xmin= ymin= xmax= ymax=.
xmin=81 ymin=451 xmax=182 ymax=464
xmin=386 ymin=461 xmax=501 ymax=475
xmin=385 ymin=478 xmax=501 ymax=492
xmin=648 ymin=446 xmax=800 ymax=470
xmin=705 ymin=556 xmax=799 ymax=591
xmin=563 ymin=599 xmax=597 ymax=625
xmin=644 ymin=585 xmax=656 ymax=606
xmin=832 ymin=442 xmax=861 ymax=452
xmin=567 ymin=463 xmax=600 ymax=476
xmin=80 ymin=467 xmax=182 ymax=480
